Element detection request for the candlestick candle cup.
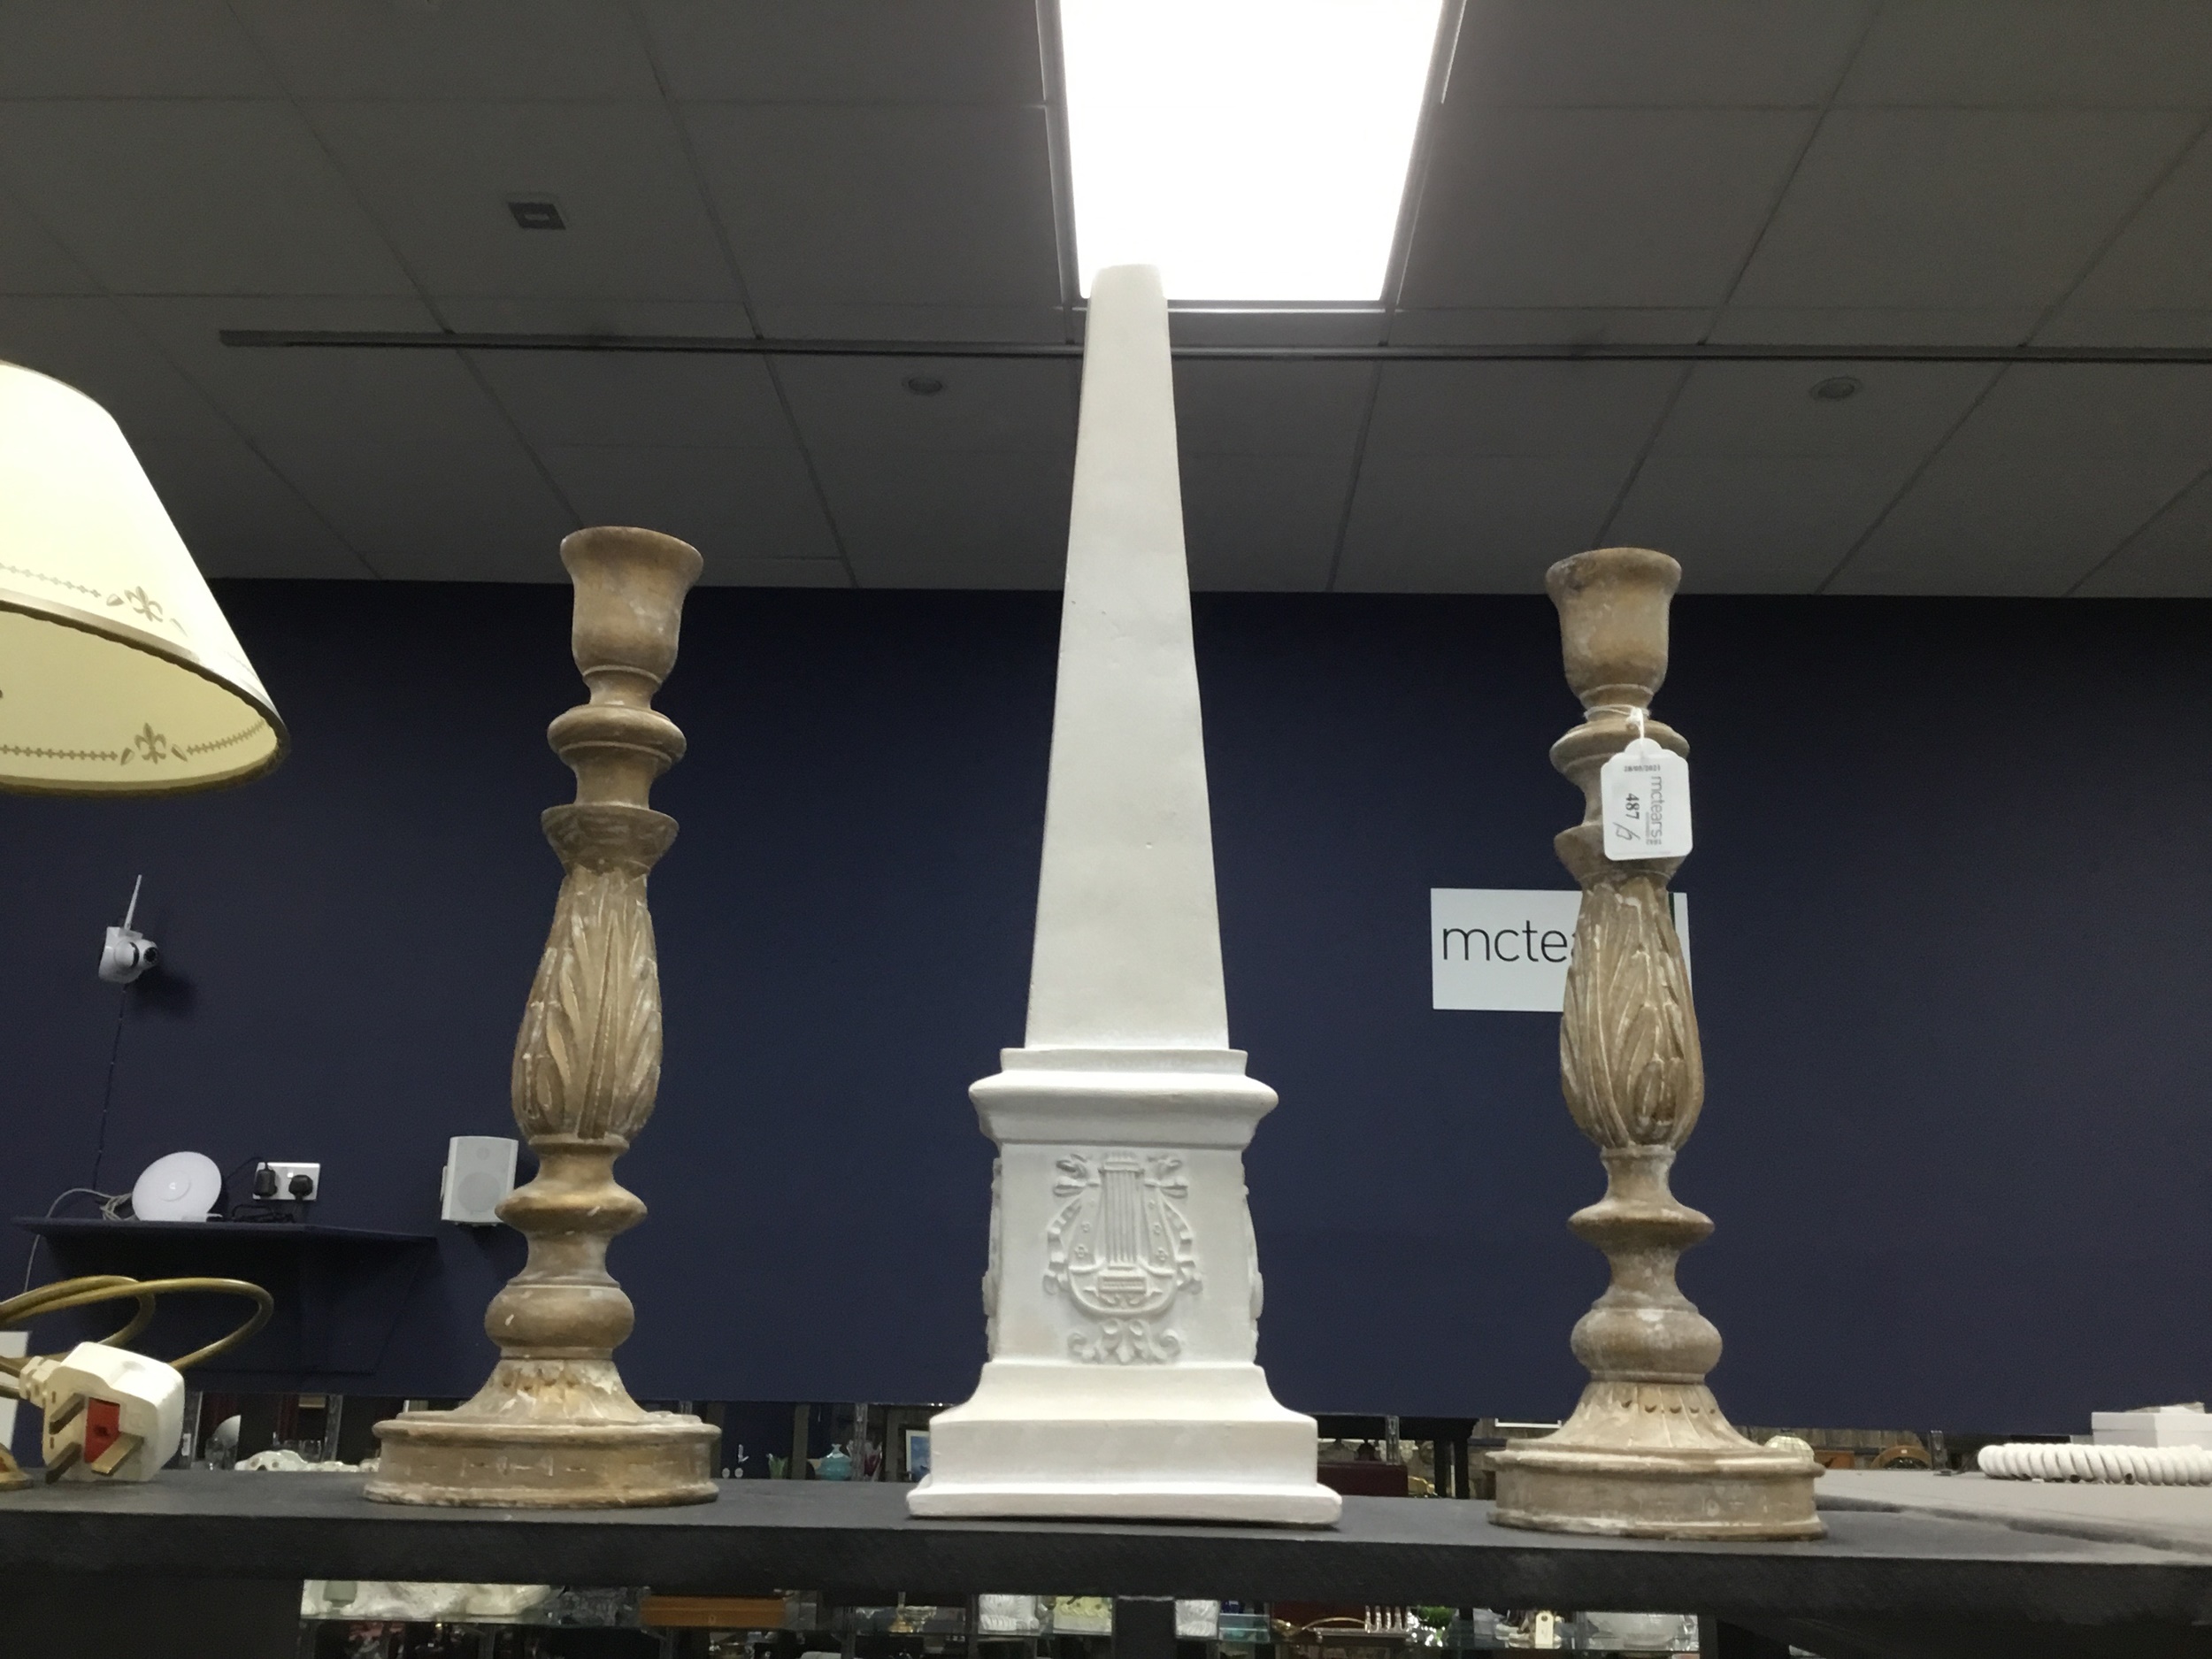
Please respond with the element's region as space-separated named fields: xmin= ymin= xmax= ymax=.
xmin=1488 ymin=547 xmax=1820 ymax=1540
xmin=367 ymin=526 xmax=718 ymax=1508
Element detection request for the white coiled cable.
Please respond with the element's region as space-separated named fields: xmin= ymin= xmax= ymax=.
xmin=1978 ymin=1441 xmax=2212 ymax=1485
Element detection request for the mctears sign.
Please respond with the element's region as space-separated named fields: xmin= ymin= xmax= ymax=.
xmin=1431 ymin=887 xmax=1689 ymax=1012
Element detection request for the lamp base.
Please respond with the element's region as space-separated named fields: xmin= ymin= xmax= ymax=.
xmin=910 ymin=1361 xmax=1340 ymax=1525
xmin=1489 ymin=1383 xmax=1821 ymax=1540
xmin=365 ymin=1361 xmax=716 ymax=1509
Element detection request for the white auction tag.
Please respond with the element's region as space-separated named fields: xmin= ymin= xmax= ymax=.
xmin=1600 ymin=736 xmax=1692 ymax=860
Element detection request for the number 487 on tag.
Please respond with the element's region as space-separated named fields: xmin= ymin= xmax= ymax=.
xmin=1599 ymin=736 xmax=1693 ymax=860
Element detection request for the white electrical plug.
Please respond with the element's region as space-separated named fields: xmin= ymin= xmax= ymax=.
xmin=18 ymin=1340 xmax=185 ymax=1482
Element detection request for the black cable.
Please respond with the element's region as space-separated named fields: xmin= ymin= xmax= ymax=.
xmin=86 ymin=986 xmax=129 ymax=1194
xmin=214 ymin=1155 xmax=259 ymax=1223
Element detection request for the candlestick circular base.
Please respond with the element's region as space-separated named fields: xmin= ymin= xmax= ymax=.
xmin=1491 ymin=1449 xmax=1822 ymax=1540
xmin=1491 ymin=1384 xmax=1822 ymax=1540
xmin=1495 ymin=1425 xmax=1823 ymax=1557
xmin=366 ymin=1412 xmax=718 ymax=1509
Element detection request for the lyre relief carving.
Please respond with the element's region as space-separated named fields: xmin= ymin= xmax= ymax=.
xmin=1044 ymin=1151 xmax=1200 ymax=1363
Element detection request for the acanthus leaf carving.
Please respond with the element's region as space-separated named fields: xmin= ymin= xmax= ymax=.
xmin=512 ymin=826 xmax=665 ymax=1146
xmin=1560 ymin=872 xmax=1701 ymax=1151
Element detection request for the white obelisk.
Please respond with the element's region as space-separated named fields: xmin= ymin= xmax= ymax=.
xmin=908 ymin=266 xmax=1338 ymax=1524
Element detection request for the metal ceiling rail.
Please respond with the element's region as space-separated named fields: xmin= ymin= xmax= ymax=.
xmin=218 ymin=329 xmax=2212 ymax=365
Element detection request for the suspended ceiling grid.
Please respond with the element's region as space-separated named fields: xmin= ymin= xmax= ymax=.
xmin=0 ymin=0 xmax=2208 ymax=595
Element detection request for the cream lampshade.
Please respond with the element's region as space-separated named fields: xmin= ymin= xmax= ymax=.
xmin=0 ymin=360 xmax=286 ymax=794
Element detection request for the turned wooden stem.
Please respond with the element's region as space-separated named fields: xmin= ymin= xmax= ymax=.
xmin=1547 ymin=549 xmax=1717 ymax=1392
xmin=488 ymin=526 xmax=699 ymax=1374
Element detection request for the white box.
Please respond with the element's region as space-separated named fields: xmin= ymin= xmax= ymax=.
xmin=2092 ymin=1405 xmax=2212 ymax=1448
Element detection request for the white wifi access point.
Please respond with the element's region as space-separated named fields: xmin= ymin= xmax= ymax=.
xmin=131 ymin=1151 xmax=223 ymax=1222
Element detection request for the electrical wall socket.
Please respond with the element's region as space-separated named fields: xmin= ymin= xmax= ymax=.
xmin=254 ymin=1161 xmax=320 ymax=1202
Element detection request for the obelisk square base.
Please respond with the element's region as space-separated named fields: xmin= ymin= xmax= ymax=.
xmin=910 ymin=1362 xmax=1340 ymax=1523
xmin=1490 ymin=1384 xmax=1821 ymax=1540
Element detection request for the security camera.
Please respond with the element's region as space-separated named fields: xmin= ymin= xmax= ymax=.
xmin=97 ymin=876 xmax=158 ymax=986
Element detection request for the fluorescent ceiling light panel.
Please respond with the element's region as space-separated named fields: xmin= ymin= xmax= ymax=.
xmin=1060 ymin=0 xmax=1442 ymax=303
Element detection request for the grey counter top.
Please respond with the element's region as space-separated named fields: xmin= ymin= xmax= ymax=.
xmin=3 ymin=1472 xmax=2210 ymax=1627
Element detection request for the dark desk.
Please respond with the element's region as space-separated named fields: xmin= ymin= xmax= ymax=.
xmin=2 ymin=1474 xmax=2209 ymax=1659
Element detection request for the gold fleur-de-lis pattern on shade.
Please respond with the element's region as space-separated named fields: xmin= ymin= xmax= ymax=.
xmin=0 ymin=717 xmax=272 ymax=772
xmin=129 ymin=722 xmax=170 ymax=764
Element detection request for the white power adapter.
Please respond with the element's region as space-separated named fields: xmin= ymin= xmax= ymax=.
xmin=18 ymin=1340 xmax=186 ymax=1482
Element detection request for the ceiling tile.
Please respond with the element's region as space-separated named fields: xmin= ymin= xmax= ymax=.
xmin=778 ymin=357 xmax=1078 ymax=454
xmin=1362 ymin=360 xmax=1683 ymax=459
xmin=1181 ymin=454 xmax=1348 ymax=591
xmin=0 ymin=293 xmax=366 ymax=579
xmin=230 ymin=0 xmax=660 ymax=99
xmin=2064 ymin=128 xmax=2212 ymax=311
xmin=1706 ymin=306 xmax=2041 ymax=345
xmin=811 ymin=449 xmax=1073 ymax=588
xmin=0 ymin=295 xmax=238 ymax=448
xmin=1938 ymin=365 xmax=2212 ymax=464
xmin=259 ymin=437 xmax=579 ymax=582
xmin=1832 ymin=451 xmax=2203 ymax=594
xmin=124 ymin=297 xmax=527 ymax=453
xmin=1402 ymin=108 xmax=1815 ymax=309
xmin=1448 ymin=0 xmax=1872 ymax=107
xmin=1650 ymin=361 xmax=1999 ymax=458
xmin=1335 ymin=455 xmax=1631 ymax=591
xmin=0 ymin=102 xmax=414 ymax=296
xmin=306 ymin=101 xmax=740 ymax=304
xmin=1827 ymin=364 xmax=2212 ymax=593
xmin=2076 ymin=469 xmax=2212 ymax=595
xmin=1607 ymin=456 xmax=1915 ymax=592
xmin=638 ymin=0 xmax=1041 ymax=104
xmin=134 ymin=434 xmax=365 ymax=580
xmin=2034 ymin=308 xmax=2212 ymax=347
xmin=538 ymin=444 xmax=843 ymax=569
xmin=470 ymin=351 xmax=795 ymax=449
xmin=1730 ymin=110 xmax=2200 ymax=310
xmin=1171 ymin=360 xmax=1371 ymax=457
xmin=683 ymin=104 xmax=1061 ymax=313
xmin=1839 ymin=1 xmax=2212 ymax=109
xmin=1388 ymin=309 xmax=1713 ymax=345
xmin=0 ymin=1 xmax=276 ymax=96
xmin=0 ymin=182 xmax=94 ymax=295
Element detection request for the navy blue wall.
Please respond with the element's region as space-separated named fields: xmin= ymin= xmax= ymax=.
xmin=3 ymin=583 xmax=2206 ymax=1434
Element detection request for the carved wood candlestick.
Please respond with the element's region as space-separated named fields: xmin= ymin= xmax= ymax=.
xmin=1489 ymin=547 xmax=1819 ymax=1540
xmin=368 ymin=526 xmax=718 ymax=1509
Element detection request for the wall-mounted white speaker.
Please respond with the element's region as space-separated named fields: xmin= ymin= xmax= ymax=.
xmin=439 ymin=1136 xmax=518 ymax=1226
